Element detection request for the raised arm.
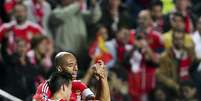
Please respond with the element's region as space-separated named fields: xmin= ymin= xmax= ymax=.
xmin=82 ymin=60 xmax=110 ymax=101
xmin=94 ymin=60 xmax=110 ymax=101
xmin=82 ymin=0 xmax=102 ymax=24
xmin=53 ymin=2 xmax=81 ymax=19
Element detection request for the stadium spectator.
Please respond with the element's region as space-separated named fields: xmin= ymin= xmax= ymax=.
xmin=149 ymin=1 xmax=166 ymax=33
xmin=192 ymin=16 xmax=201 ymax=59
xmin=1 ymin=38 xmax=30 ymax=66
xmin=106 ymin=26 xmax=133 ymax=68
xmin=166 ymin=0 xmax=196 ymax=33
xmin=24 ymin=0 xmax=51 ymax=28
xmin=0 ymin=3 xmax=45 ymax=51
xmin=27 ymin=35 xmax=53 ymax=83
xmin=48 ymin=0 xmax=101 ymax=55
xmin=1 ymin=38 xmax=37 ymax=100
xmin=100 ymin=0 xmax=134 ymax=39
xmin=126 ymin=10 xmax=163 ymax=101
xmin=88 ymin=25 xmax=113 ymax=68
xmin=157 ymin=29 xmax=195 ymax=99
xmin=47 ymin=0 xmax=102 ymax=71
xmin=104 ymin=26 xmax=134 ymax=86
xmin=102 ymin=26 xmax=132 ymax=101
xmin=163 ymin=12 xmax=194 ymax=49
xmin=1 ymin=0 xmax=201 ymax=100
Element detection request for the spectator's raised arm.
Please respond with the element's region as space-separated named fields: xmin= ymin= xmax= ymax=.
xmin=53 ymin=2 xmax=81 ymax=19
xmin=82 ymin=0 xmax=102 ymax=24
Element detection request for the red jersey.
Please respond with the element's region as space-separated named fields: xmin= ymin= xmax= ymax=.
xmin=0 ymin=20 xmax=44 ymax=43
xmin=33 ymin=80 xmax=94 ymax=101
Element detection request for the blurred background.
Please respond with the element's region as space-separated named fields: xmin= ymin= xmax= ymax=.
xmin=0 ymin=0 xmax=201 ymax=101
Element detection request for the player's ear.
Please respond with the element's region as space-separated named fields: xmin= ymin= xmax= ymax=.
xmin=57 ymin=66 xmax=62 ymax=72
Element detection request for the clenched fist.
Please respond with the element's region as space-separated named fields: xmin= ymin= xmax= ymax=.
xmin=91 ymin=60 xmax=108 ymax=80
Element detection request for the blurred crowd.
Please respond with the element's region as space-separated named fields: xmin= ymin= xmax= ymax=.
xmin=0 ymin=0 xmax=201 ymax=101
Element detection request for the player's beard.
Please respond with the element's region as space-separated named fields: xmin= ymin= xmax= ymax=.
xmin=16 ymin=16 xmax=26 ymax=24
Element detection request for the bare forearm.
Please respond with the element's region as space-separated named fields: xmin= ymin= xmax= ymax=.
xmin=82 ymin=68 xmax=93 ymax=84
xmin=99 ymin=78 xmax=110 ymax=101
xmin=91 ymin=60 xmax=111 ymax=101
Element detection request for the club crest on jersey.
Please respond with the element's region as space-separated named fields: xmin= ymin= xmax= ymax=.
xmin=42 ymin=93 xmax=48 ymax=101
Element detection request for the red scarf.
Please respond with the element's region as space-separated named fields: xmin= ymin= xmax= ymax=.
xmin=172 ymin=49 xmax=192 ymax=81
xmin=117 ymin=41 xmax=125 ymax=63
xmin=179 ymin=56 xmax=191 ymax=81
xmin=185 ymin=16 xmax=191 ymax=33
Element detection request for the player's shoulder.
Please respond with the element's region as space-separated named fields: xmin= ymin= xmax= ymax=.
xmin=36 ymin=81 xmax=49 ymax=93
xmin=33 ymin=81 xmax=48 ymax=99
xmin=72 ymin=80 xmax=87 ymax=91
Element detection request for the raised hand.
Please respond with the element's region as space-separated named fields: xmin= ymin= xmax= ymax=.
xmin=92 ymin=60 xmax=108 ymax=80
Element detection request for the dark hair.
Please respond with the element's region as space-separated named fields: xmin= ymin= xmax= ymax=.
xmin=31 ymin=35 xmax=48 ymax=49
xmin=48 ymin=72 xmax=72 ymax=95
xmin=150 ymin=1 xmax=163 ymax=10
xmin=172 ymin=12 xmax=185 ymax=22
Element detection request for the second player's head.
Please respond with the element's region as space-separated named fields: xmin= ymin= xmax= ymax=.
xmin=55 ymin=52 xmax=78 ymax=79
xmin=48 ymin=72 xmax=72 ymax=101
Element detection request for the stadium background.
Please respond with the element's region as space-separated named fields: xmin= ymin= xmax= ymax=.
xmin=0 ymin=0 xmax=201 ymax=100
